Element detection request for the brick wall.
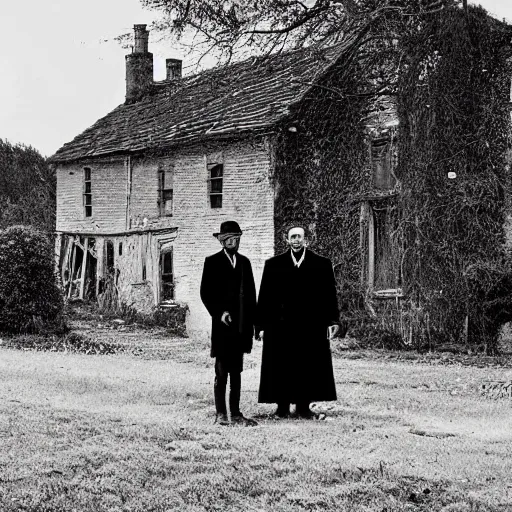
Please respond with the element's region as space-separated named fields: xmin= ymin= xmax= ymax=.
xmin=129 ymin=158 xmax=159 ymax=224
xmin=56 ymin=139 xmax=275 ymax=334
xmin=56 ymin=158 xmax=128 ymax=233
xmin=172 ymin=140 xmax=275 ymax=334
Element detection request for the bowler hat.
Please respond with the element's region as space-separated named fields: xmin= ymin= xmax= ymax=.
xmin=213 ymin=220 xmax=243 ymax=238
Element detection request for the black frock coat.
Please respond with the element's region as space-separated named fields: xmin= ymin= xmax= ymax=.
xmin=257 ymin=249 xmax=339 ymax=404
xmin=200 ymin=250 xmax=256 ymax=358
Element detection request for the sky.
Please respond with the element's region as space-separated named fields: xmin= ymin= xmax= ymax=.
xmin=1 ymin=0 xmax=512 ymax=158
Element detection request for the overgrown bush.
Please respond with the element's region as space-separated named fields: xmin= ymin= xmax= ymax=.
xmin=0 ymin=225 xmax=65 ymax=333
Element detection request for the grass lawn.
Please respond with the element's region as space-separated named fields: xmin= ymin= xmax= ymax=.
xmin=1 ymin=324 xmax=512 ymax=511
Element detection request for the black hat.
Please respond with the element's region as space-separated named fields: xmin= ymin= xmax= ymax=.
xmin=213 ymin=220 xmax=243 ymax=239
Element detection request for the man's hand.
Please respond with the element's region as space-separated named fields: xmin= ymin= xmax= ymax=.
xmin=221 ymin=311 xmax=232 ymax=326
xmin=328 ymin=325 xmax=339 ymax=339
xmin=257 ymin=330 xmax=264 ymax=341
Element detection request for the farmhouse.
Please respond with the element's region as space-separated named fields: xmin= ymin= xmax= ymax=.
xmin=51 ymin=24 xmax=396 ymax=333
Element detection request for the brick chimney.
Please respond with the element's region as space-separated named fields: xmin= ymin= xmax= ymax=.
xmin=125 ymin=24 xmax=153 ymax=104
xmin=166 ymin=58 xmax=182 ymax=80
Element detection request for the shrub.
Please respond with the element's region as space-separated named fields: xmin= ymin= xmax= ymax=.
xmin=107 ymin=301 xmax=189 ymax=338
xmin=0 ymin=225 xmax=65 ymax=333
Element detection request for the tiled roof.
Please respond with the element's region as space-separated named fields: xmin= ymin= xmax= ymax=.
xmin=51 ymin=42 xmax=352 ymax=163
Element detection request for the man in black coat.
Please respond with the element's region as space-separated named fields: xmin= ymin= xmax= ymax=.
xmin=257 ymin=226 xmax=340 ymax=419
xmin=200 ymin=220 xmax=257 ymax=426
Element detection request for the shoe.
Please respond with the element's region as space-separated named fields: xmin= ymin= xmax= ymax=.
xmin=231 ymin=414 xmax=258 ymax=426
xmin=215 ymin=413 xmax=230 ymax=425
xmin=274 ymin=407 xmax=290 ymax=419
xmin=296 ymin=408 xmax=317 ymax=419
xmin=297 ymin=409 xmax=327 ymax=420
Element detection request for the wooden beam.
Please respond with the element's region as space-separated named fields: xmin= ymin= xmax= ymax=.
xmin=61 ymin=236 xmax=73 ymax=288
xmin=78 ymin=237 xmax=89 ymax=300
xmin=68 ymin=242 xmax=77 ymax=299
xmin=368 ymin=207 xmax=375 ymax=289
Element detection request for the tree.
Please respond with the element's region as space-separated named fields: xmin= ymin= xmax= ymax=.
xmin=140 ymin=0 xmax=454 ymax=65
xmin=0 ymin=139 xmax=55 ymax=233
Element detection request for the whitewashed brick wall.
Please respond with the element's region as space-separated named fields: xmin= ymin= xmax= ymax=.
xmin=56 ymin=158 xmax=127 ymax=233
xmin=170 ymin=140 xmax=275 ymax=334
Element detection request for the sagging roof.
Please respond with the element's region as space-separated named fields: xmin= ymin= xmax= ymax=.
xmin=51 ymin=41 xmax=353 ymax=163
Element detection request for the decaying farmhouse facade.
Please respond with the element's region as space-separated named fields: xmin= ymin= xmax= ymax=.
xmin=52 ymin=24 xmax=388 ymax=333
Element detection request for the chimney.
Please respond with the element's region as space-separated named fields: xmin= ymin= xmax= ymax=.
xmin=125 ymin=24 xmax=154 ymax=104
xmin=166 ymin=58 xmax=182 ymax=80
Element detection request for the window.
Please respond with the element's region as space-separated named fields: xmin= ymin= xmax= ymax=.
xmin=371 ymin=138 xmax=396 ymax=191
xmin=207 ymin=163 xmax=223 ymax=208
xmin=83 ymin=167 xmax=92 ymax=217
xmin=366 ymin=198 xmax=401 ymax=293
xmin=158 ymin=162 xmax=174 ymax=216
xmin=160 ymin=250 xmax=174 ymax=300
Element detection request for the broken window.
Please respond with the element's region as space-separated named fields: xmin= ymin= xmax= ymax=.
xmin=371 ymin=138 xmax=397 ymax=191
xmin=158 ymin=162 xmax=174 ymax=216
xmin=83 ymin=167 xmax=92 ymax=217
xmin=364 ymin=197 xmax=401 ymax=293
xmin=208 ymin=163 xmax=223 ymax=208
xmin=160 ymin=249 xmax=174 ymax=301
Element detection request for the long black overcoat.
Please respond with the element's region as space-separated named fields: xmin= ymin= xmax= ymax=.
xmin=200 ymin=250 xmax=256 ymax=358
xmin=257 ymin=249 xmax=339 ymax=404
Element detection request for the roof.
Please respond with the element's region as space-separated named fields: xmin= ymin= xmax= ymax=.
xmin=51 ymin=41 xmax=353 ymax=163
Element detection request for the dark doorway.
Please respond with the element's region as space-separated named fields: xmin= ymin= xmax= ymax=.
xmin=160 ymin=249 xmax=174 ymax=301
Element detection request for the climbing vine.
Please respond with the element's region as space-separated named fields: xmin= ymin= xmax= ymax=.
xmin=397 ymin=5 xmax=512 ymax=353
xmin=273 ymin=51 xmax=372 ymax=333
xmin=273 ymin=5 xmax=512 ymax=353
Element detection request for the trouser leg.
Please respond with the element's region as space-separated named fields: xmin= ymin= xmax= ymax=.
xmin=276 ymin=402 xmax=291 ymax=416
xmin=229 ymin=372 xmax=241 ymax=416
xmin=214 ymin=358 xmax=228 ymax=415
xmin=296 ymin=401 xmax=311 ymax=415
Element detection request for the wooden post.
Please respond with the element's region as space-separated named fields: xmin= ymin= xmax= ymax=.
xmin=68 ymin=240 xmax=77 ymax=299
xmin=368 ymin=205 xmax=375 ymax=289
xmin=78 ymin=237 xmax=89 ymax=300
xmin=60 ymin=236 xmax=72 ymax=289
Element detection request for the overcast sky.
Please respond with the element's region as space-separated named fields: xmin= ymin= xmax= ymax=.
xmin=1 ymin=0 xmax=511 ymax=157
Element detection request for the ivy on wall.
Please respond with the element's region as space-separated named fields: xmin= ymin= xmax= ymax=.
xmin=397 ymin=5 xmax=512 ymax=353
xmin=273 ymin=55 xmax=372 ymax=330
xmin=272 ymin=5 xmax=512 ymax=353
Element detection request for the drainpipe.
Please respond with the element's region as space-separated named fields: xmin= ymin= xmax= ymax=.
xmin=125 ymin=156 xmax=132 ymax=230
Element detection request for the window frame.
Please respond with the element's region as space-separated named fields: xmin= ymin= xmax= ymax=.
xmin=207 ymin=161 xmax=223 ymax=209
xmin=364 ymin=196 xmax=402 ymax=297
xmin=83 ymin=167 xmax=92 ymax=218
xmin=370 ymin=136 xmax=397 ymax=191
xmin=158 ymin=163 xmax=174 ymax=217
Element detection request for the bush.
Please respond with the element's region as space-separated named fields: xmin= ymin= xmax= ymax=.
xmin=0 ymin=225 xmax=65 ymax=333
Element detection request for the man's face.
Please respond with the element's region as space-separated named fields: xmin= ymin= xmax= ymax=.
xmin=222 ymin=235 xmax=241 ymax=254
xmin=287 ymin=227 xmax=305 ymax=252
